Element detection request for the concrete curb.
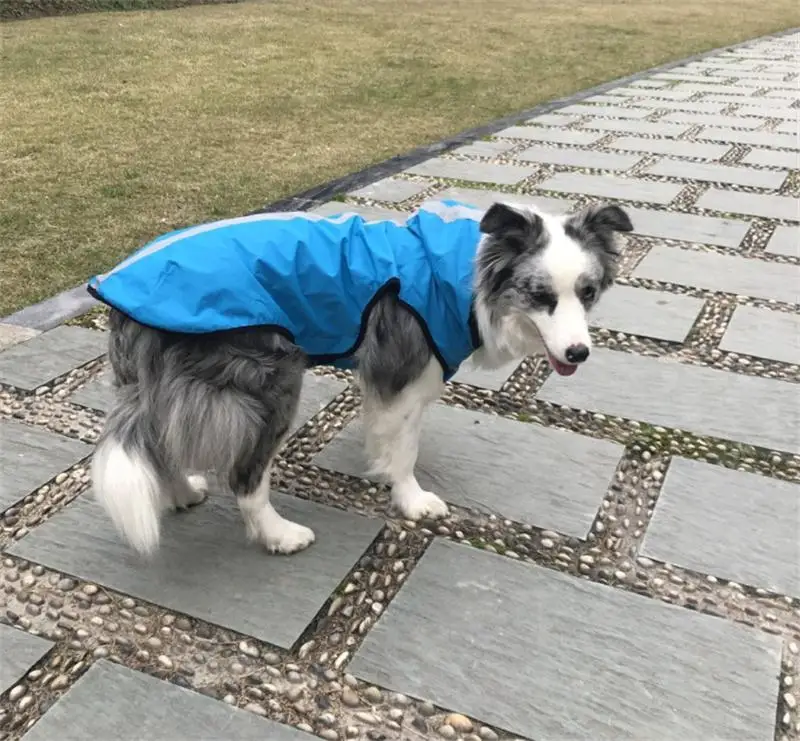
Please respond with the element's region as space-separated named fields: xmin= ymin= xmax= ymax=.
xmin=3 ymin=26 xmax=797 ymax=331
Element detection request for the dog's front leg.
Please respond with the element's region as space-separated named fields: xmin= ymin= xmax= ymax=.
xmin=361 ymin=359 xmax=449 ymax=521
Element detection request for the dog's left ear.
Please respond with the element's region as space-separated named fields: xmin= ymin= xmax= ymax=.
xmin=480 ymin=203 xmax=539 ymax=237
xmin=566 ymin=203 xmax=633 ymax=255
xmin=574 ymin=203 xmax=633 ymax=234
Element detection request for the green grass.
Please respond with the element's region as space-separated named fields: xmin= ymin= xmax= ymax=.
xmin=1 ymin=0 xmax=798 ymax=316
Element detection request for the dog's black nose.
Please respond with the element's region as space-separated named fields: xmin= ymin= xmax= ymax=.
xmin=565 ymin=344 xmax=590 ymax=364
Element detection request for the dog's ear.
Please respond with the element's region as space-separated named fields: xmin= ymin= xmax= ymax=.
xmin=566 ymin=203 xmax=633 ymax=256
xmin=477 ymin=204 xmax=546 ymax=298
xmin=480 ymin=203 xmax=530 ymax=235
xmin=480 ymin=203 xmax=544 ymax=254
xmin=570 ymin=203 xmax=633 ymax=235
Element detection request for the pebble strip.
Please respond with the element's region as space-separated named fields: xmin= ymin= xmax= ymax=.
xmin=779 ymin=642 xmax=800 ymax=740
xmin=0 ymin=643 xmax=91 ymax=739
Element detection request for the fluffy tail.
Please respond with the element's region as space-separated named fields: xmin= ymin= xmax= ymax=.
xmin=92 ymin=375 xmax=270 ymax=555
xmin=92 ymin=403 xmax=166 ymax=557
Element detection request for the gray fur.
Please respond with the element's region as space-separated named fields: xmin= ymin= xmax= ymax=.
xmin=354 ymin=293 xmax=433 ymax=402
xmin=477 ymin=203 xmax=550 ymax=302
xmin=564 ymin=203 xmax=633 ymax=289
xmin=104 ymin=312 xmax=306 ymax=498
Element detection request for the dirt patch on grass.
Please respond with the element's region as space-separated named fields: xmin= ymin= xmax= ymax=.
xmin=2 ymin=0 xmax=799 ymax=316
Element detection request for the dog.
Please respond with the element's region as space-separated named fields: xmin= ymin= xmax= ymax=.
xmin=88 ymin=198 xmax=633 ymax=557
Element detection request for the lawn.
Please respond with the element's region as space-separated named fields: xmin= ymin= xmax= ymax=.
xmin=1 ymin=0 xmax=798 ymax=316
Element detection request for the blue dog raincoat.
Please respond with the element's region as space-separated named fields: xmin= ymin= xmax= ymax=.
xmin=87 ymin=200 xmax=484 ymax=380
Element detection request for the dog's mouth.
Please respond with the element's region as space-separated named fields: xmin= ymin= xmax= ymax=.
xmin=546 ymin=352 xmax=578 ymax=377
xmin=522 ymin=315 xmax=581 ymax=377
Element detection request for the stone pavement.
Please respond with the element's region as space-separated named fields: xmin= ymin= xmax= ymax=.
xmin=1 ymin=30 xmax=799 ymax=741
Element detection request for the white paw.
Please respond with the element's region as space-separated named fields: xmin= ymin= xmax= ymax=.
xmin=394 ymin=488 xmax=449 ymax=521
xmin=183 ymin=487 xmax=208 ymax=508
xmin=261 ymin=521 xmax=316 ymax=555
xmin=171 ymin=475 xmax=208 ymax=510
xmin=186 ymin=474 xmax=209 ymax=494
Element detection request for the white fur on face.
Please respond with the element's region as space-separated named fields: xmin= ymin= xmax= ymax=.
xmin=525 ymin=211 xmax=593 ymax=364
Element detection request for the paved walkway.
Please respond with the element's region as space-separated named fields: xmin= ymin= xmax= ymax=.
xmin=1 ymin=31 xmax=799 ymax=741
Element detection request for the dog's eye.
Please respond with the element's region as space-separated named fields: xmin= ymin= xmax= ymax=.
xmin=579 ymin=285 xmax=597 ymax=303
xmin=530 ymin=290 xmax=557 ymax=310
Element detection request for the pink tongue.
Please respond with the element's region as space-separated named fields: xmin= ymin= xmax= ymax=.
xmin=548 ymin=353 xmax=578 ymax=377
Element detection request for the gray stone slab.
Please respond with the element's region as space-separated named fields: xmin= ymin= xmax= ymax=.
xmin=720 ymin=305 xmax=800 ymax=364
xmin=605 ymin=136 xmax=730 ymax=161
xmin=625 ymin=206 xmax=749 ymax=248
xmin=350 ymin=539 xmax=781 ymax=740
xmin=726 ymin=70 xmax=793 ymax=81
xmin=313 ymin=404 xmax=623 ymax=537
xmin=629 ymin=79 xmax=672 ymax=88
xmin=704 ymin=93 xmax=795 ymax=107
xmin=684 ymin=65 xmax=788 ymax=80
xmin=494 ymin=126 xmax=602 ymax=145
xmin=697 ymin=128 xmax=799 ymax=150
xmin=525 ymin=112 xmax=582 ymax=126
xmin=661 ymin=111 xmax=763 ymax=129
xmin=558 ymin=104 xmax=652 ymax=119
xmin=643 ymin=458 xmax=800 ymax=595
xmin=742 ymin=147 xmax=799 ymax=169
xmin=701 ymin=59 xmax=763 ymax=69
xmin=0 ymin=625 xmax=52 ymax=694
xmin=538 ymin=347 xmax=800 ymax=453
xmin=745 ymin=82 xmax=800 ymax=93
xmin=3 ymin=283 xmax=99 ymax=334
xmin=766 ymin=225 xmax=799 ymax=257
xmin=20 ymin=661 xmax=307 ymax=741
xmin=622 ymin=99 xmax=728 ymax=113
xmin=0 ymin=325 xmax=107 ymax=391
xmin=652 ymin=72 xmax=731 ymax=84
xmin=581 ymin=118 xmax=691 ymax=138
xmin=433 ymin=186 xmax=575 ymax=215
xmin=738 ymin=105 xmax=800 ymax=120
xmin=69 ymin=369 xmax=113 ymax=412
xmin=0 ymin=324 xmax=39 ymax=352
xmin=404 ymin=158 xmax=535 ymax=185
xmin=764 ymin=66 xmax=800 ymax=76
xmin=289 ymin=373 xmax=349 ymax=435
xmin=697 ymin=188 xmax=799 ymax=221
xmin=644 ymin=158 xmax=787 ymax=189
xmin=515 ymin=146 xmax=641 ymax=171
xmin=776 ymin=120 xmax=799 ymax=135
xmin=0 ymin=420 xmax=92 ymax=511
xmin=584 ymin=93 xmax=633 ymax=104
xmin=10 ymin=491 xmax=382 ymax=648
xmin=451 ymin=139 xmax=517 ymax=158
xmin=348 ymin=177 xmax=426 ymax=203
xmin=538 ymin=172 xmax=683 ymax=204
xmin=671 ymin=83 xmax=760 ymax=96
xmin=591 ymin=285 xmax=704 ymax=341
xmin=450 ymin=359 xmax=519 ymax=390
xmin=309 ymin=201 xmax=407 ymax=222
xmin=635 ymin=244 xmax=800 ymax=304
xmin=766 ymin=89 xmax=800 ymax=99
xmin=608 ymin=87 xmax=695 ymax=101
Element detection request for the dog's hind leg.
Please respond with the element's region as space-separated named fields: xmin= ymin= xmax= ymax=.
xmin=233 ymin=441 xmax=315 ymax=555
xmin=219 ymin=353 xmax=314 ymax=554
